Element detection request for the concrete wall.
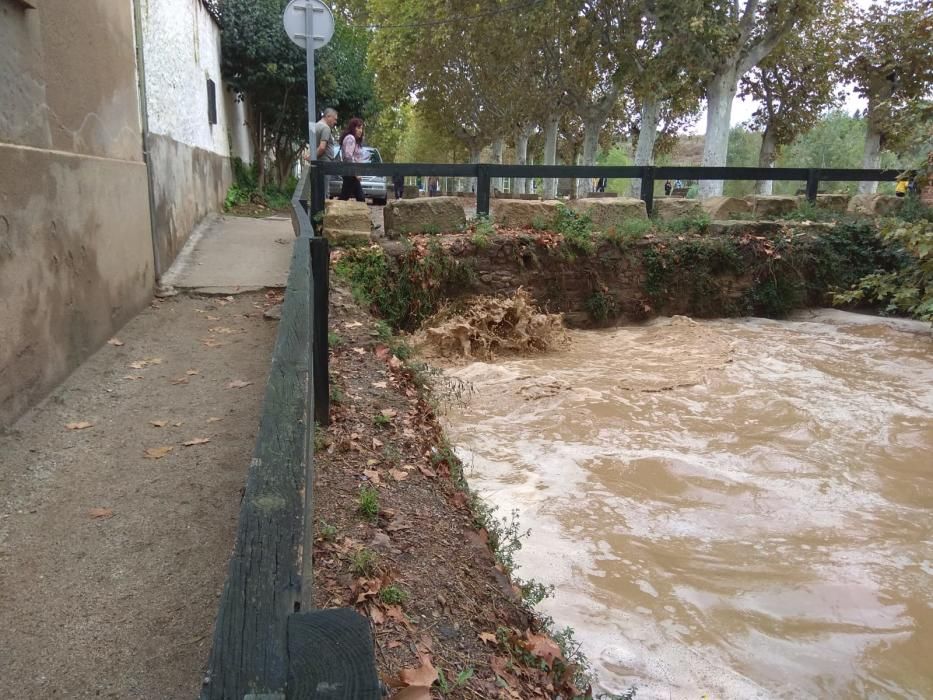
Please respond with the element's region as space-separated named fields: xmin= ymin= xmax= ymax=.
xmin=139 ymin=0 xmax=248 ymax=270
xmin=0 ymin=0 xmax=155 ymax=427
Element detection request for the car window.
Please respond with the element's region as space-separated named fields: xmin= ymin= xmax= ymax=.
xmin=362 ymin=147 xmax=382 ymax=164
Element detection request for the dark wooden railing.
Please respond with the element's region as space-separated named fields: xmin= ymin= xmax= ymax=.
xmin=310 ymin=162 xmax=900 ymax=217
xmin=200 ymin=170 xmax=378 ymax=699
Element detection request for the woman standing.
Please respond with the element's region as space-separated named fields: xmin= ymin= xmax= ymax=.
xmin=339 ymin=117 xmax=366 ymax=202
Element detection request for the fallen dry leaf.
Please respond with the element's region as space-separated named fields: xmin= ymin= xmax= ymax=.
xmin=417 ymin=464 xmax=437 ymax=479
xmin=144 ymin=446 xmax=173 ymax=459
xmin=206 ymin=315 xmax=220 ymax=321
xmin=372 ymin=381 xmax=388 ymax=389
xmin=369 ymin=605 xmax=386 ymax=625
xmin=399 ymin=656 xmax=438 ymax=688
xmin=389 ymin=468 xmax=408 ymax=482
xmin=524 ymin=632 xmax=563 ymax=667
xmin=150 ymin=420 xmax=167 ymax=428
xmin=107 ymin=338 xmax=124 ymax=346
xmin=207 ymin=416 xmax=222 ymax=423
xmin=387 ymin=640 xmax=403 ymax=649
xmin=227 ymin=379 xmax=253 ymax=389
xmin=171 ymin=421 xmax=183 ymax=427
xmin=65 ymin=421 xmax=94 ymax=430
xmin=391 ymin=687 xmax=431 ymax=700
xmin=122 ymin=375 xmax=144 ymax=380
xmin=170 ymin=376 xmax=189 ymax=385
xmin=374 ymin=345 xmax=391 ymax=361
xmin=183 ymin=437 xmax=211 ymax=446
xmin=344 ymin=321 xmax=363 ymax=328
xmin=363 ymin=469 xmax=381 ymax=484
xmin=88 ymin=507 xmax=114 ymax=520
xmin=479 ymin=631 xmax=498 ymax=645
xmin=201 ymin=338 xmax=224 ymax=348
xmin=380 ymin=408 xmax=397 ymax=419
xmin=388 ymin=356 xmax=403 ymax=370
xmin=185 ymin=369 xmax=200 ymax=376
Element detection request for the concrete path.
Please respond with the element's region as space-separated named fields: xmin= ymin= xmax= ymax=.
xmin=160 ymin=214 xmax=295 ymax=294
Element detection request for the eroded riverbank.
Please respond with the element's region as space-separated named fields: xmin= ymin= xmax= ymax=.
xmin=442 ymin=311 xmax=933 ymax=698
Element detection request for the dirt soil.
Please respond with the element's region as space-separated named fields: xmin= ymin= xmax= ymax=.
xmin=313 ymin=281 xmax=588 ymax=699
xmin=0 ymin=291 xmax=279 ymax=698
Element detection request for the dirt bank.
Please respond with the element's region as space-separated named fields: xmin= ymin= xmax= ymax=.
xmin=312 ymin=281 xmax=589 ymax=699
xmin=0 ymin=292 xmax=278 ymax=698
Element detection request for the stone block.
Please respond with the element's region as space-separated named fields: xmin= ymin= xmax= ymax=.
xmin=586 ymin=192 xmax=618 ymax=198
xmin=383 ymin=196 xmax=466 ymax=237
xmin=323 ymin=200 xmax=371 ymax=246
xmin=744 ymin=195 xmax=798 ymax=218
xmin=653 ymin=198 xmax=704 ymax=222
xmin=794 ymin=193 xmax=850 ymax=213
xmin=707 ymin=220 xmax=784 ymax=236
xmin=490 ymin=199 xmax=560 ymax=228
xmin=569 ymin=197 xmax=647 ymax=230
xmin=847 ymin=193 xmax=906 ymax=217
xmin=702 ymin=196 xmax=751 ymax=220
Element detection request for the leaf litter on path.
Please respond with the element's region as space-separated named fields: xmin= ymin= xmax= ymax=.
xmin=144 ymin=446 xmax=173 ymax=459
xmin=65 ymin=421 xmax=94 ymax=430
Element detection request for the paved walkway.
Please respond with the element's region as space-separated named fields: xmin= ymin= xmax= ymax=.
xmin=160 ymin=214 xmax=295 ymax=293
xmin=0 ymin=213 xmax=289 ymax=697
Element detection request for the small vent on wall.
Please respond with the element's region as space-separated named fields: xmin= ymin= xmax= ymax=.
xmin=207 ymin=78 xmax=217 ymax=126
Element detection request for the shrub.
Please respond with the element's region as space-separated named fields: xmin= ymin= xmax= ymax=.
xmin=554 ymin=203 xmax=594 ymax=254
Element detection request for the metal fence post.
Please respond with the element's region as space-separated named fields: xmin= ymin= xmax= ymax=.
xmin=806 ymin=169 xmax=820 ymax=203
xmin=640 ymin=166 xmax=655 ymax=216
xmin=476 ymin=165 xmax=491 ymax=218
xmin=310 ymin=165 xmax=326 ymax=236
xmin=310 ymin=236 xmax=330 ymax=426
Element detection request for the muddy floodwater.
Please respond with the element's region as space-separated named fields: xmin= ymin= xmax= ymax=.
xmin=441 ymin=310 xmax=933 ymax=699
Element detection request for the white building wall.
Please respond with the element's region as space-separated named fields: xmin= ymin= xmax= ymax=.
xmin=140 ymin=0 xmax=231 ymax=154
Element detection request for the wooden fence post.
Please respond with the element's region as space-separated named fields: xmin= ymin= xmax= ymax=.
xmin=806 ymin=168 xmax=820 ymax=203
xmin=640 ymin=166 xmax=655 ymax=216
xmin=476 ymin=165 xmax=491 ymax=218
xmin=310 ymin=237 xmax=330 ymax=426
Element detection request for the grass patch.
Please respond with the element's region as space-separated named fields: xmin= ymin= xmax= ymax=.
xmin=554 ymin=203 xmax=594 ymax=255
xmin=659 ymin=211 xmax=711 ymax=235
xmin=350 ymin=547 xmax=377 ymax=576
xmin=327 ymin=330 xmax=344 ymax=346
xmin=319 ymin=521 xmax=337 ymax=541
xmin=378 ymin=584 xmax=408 ymax=605
xmin=357 ymin=486 xmax=379 ymax=521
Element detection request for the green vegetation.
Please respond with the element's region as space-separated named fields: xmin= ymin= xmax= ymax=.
xmin=471 ymin=215 xmax=495 ymax=248
xmin=531 ymin=215 xmax=551 ymax=232
xmin=224 ymin=159 xmax=297 ymax=212
xmin=660 ymin=212 xmax=711 ymax=235
xmin=329 ymin=384 xmax=344 ymax=404
xmin=334 ymin=241 xmax=473 ymax=330
xmin=357 ymin=486 xmax=380 ymax=521
xmin=327 ymin=331 xmax=344 ymax=347
xmin=437 ymin=667 xmax=474 ymax=695
xmin=554 ymin=203 xmax=595 ymax=255
xmin=350 ymin=547 xmax=377 ymax=576
xmin=372 ymin=412 xmax=392 ymax=428
xmin=313 ymin=422 xmax=329 ymax=452
xmin=319 ymin=521 xmax=338 ymax=541
xmin=833 ymin=212 xmax=933 ymax=321
xmin=378 ymin=584 xmax=408 ymax=605
xmin=585 ymin=289 xmax=618 ymax=322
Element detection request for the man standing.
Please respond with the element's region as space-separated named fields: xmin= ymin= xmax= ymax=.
xmin=313 ymin=107 xmax=338 ymax=198
xmin=314 ymin=108 xmax=338 ymax=161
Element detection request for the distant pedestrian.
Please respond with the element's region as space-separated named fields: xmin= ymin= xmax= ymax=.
xmin=338 ymin=117 xmax=366 ymax=202
xmin=596 ymin=177 xmax=607 ymax=192
xmin=428 ymin=176 xmax=440 ymax=196
xmin=392 ymin=173 xmax=405 ymax=200
xmin=895 ymin=178 xmax=908 ymax=198
xmin=674 ymin=179 xmax=683 ymax=189
xmin=664 ymin=180 xmax=672 ymax=196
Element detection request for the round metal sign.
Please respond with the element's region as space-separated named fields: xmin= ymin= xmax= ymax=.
xmin=283 ymin=0 xmax=334 ymax=50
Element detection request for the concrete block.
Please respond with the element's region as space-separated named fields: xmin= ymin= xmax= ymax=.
xmin=490 ymin=199 xmax=560 ymax=228
xmin=569 ymin=197 xmax=647 ymax=230
xmin=323 ymin=200 xmax=371 ymax=246
xmin=744 ymin=195 xmax=798 ymax=218
xmin=653 ymin=198 xmax=704 ymax=222
xmin=794 ymin=193 xmax=850 ymax=212
xmin=383 ymin=196 xmax=466 ymax=237
xmin=847 ymin=193 xmax=906 ymax=217
xmin=702 ymin=196 xmax=752 ymax=220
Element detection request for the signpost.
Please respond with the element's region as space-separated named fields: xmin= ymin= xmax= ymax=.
xmin=283 ymin=0 xmax=335 ymax=161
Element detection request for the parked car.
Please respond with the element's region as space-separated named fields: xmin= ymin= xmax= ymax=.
xmin=328 ymin=146 xmax=387 ymax=205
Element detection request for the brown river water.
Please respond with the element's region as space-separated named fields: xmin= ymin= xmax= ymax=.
xmin=441 ymin=310 xmax=933 ymax=699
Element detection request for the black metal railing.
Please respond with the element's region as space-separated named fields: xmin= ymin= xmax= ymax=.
xmin=310 ymin=162 xmax=900 ymax=217
xmin=200 ymin=170 xmax=377 ymax=699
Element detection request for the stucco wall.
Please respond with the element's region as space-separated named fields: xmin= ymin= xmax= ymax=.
xmin=0 ymin=0 xmax=154 ymax=427
xmin=139 ymin=0 xmax=248 ymax=271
